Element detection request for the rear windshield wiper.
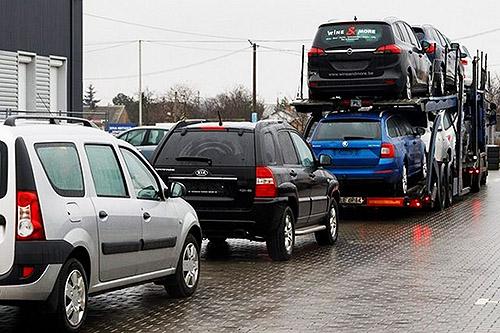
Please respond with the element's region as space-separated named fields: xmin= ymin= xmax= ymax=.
xmin=175 ymin=156 xmax=213 ymax=166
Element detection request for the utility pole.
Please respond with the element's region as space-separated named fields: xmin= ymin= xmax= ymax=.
xmin=300 ymin=45 xmax=305 ymax=99
xmin=249 ymin=40 xmax=258 ymax=121
xmin=138 ymin=39 xmax=143 ymax=126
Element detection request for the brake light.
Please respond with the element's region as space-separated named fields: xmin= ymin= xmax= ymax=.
xmin=308 ymin=47 xmax=326 ymax=57
xmin=16 ymin=191 xmax=45 ymax=241
xmin=461 ymin=59 xmax=468 ymax=66
xmin=374 ymin=44 xmax=401 ymax=54
xmin=380 ymin=143 xmax=395 ymax=158
xmin=201 ymin=126 xmax=225 ymax=131
xmin=425 ymin=43 xmax=436 ymax=54
xmin=255 ymin=166 xmax=277 ymax=198
xmin=366 ymin=198 xmax=404 ymax=207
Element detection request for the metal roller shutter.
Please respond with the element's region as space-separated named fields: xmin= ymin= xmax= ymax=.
xmin=0 ymin=51 xmax=18 ymax=113
xmin=35 ymin=56 xmax=50 ymax=111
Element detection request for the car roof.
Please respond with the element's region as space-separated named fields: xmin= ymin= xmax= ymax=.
xmin=182 ymin=120 xmax=291 ymax=131
xmin=0 ymin=122 xmax=124 ymax=145
xmin=318 ymin=18 xmax=400 ymax=28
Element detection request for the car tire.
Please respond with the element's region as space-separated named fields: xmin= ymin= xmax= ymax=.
xmin=315 ymin=199 xmax=339 ymax=246
xmin=419 ymin=152 xmax=428 ymax=180
xmin=395 ymin=164 xmax=408 ymax=196
xmin=164 ymin=233 xmax=200 ymax=298
xmin=445 ymin=162 xmax=454 ymax=208
xmin=434 ymin=68 xmax=445 ymax=96
xmin=427 ymin=71 xmax=433 ymax=97
xmin=401 ymin=72 xmax=413 ymax=100
xmin=266 ymin=206 xmax=295 ymax=261
xmin=208 ymin=238 xmax=227 ymax=246
xmin=432 ymin=164 xmax=446 ymax=211
xmin=471 ymin=172 xmax=481 ymax=193
xmin=52 ymin=258 xmax=89 ymax=333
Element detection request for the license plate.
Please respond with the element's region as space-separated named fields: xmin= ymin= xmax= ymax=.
xmin=350 ymin=99 xmax=362 ymax=108
xmin=340 ymin=197 xmax=365 ymax=205
xmin=336 ymin=149 xmax=357 ymax=156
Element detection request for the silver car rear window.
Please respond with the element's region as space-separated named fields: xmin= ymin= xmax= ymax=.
xmin=0 ymin=141 xmax=6 ymax=199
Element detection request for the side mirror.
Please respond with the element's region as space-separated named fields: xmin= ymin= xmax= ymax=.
xmin=169 ymin=182 xmax=187 ymax=198
xmin=460 ymin=52 xmax=468 ymax=59
xmin=450 ymin=42 xmax=460 ymax=51
xmin=318 ymin=154 xmax=332 ymax=167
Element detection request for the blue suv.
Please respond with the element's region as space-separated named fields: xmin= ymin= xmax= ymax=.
xmin=309 ymin=111 xmax=426 ymax=197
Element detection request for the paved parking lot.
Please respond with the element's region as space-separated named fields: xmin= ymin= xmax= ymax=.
xmin=3 ymin=172 xmax=500 ymax=332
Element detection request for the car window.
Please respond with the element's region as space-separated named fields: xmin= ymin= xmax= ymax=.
xmin=290 ymin=132 xmax=315 ymax=168
xmin=313 ymin=120 xmax=381 ymax=140
xmin=412 ymin=28 xmax=425 ymax=42
xmin=398 ymin=119 xmax=414 ymax=136
xmin=85 ymin=145 xmax=128 ymax=198
xmin=397 ymin=22 xmax=411 ymax=43
xmin=313 ymin=23 xmax=393 ymax=49
xmin=120 ymin=148 xmax=160 ymax=200
xmin=387 ymin=117 xmax=401 ymax=137
xmin=404 ymin=24 xmax=420 ymax=47
xmin=443 ymin=111 xmax=454 ymax=130
xmin=262 ymin=132 xmax=278 ymax=165
xmin=392 ymin=24 xmax=404 ymax=42
xmin=278 ymin=131 xmax=300 ymax=165
xmin=124 ymin=129 xmax=147 ymax=146
xmin=146 ymin=129 xmax=167 ymax=146
xmin=35 ymin=143 xmax=84 ymax=197
xmin=158 ymin=130 xmax=255 ymax=167
xmin=436 ymin=31 xmax=447 ymax=47
xmin=0 ymin=142 xmax=7 ymax=199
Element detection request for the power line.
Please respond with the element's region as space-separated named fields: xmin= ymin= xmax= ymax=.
xmin=84 ymin=47 xmax=250 ymax=81
xmin=86 ymin=38 xmax=311 ymax=46
xmin=145 ymin=41 xmax=242 ymax=52
xmin=85 ymin=13 xmax=248 ymax=41
xmin=455 ymin=27 xmax=500 ymax=41
xmin=85 ymin=41 xmax=136 ymax=54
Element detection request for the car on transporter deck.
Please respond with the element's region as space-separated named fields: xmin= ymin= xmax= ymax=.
xmin=0 ymin=116 xmax=201 ymax=332
xmin=308 ymin=18 xmax=432 ymax=100
xmin=309 ymin=111 xmax=427 ymax=203
xmin=150 ymin=120 xmax=341 ymax=261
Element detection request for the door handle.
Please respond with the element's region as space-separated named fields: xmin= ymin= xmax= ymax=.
xmin=98 ymin=211 xmax=108 ymax=220
xmin=290 ymin=170 xmax=297 ymax=177
xmin=0 ymin=215 xmax=5 ymax=227
xmin=143 ymin=212 xmax=151 ymax=220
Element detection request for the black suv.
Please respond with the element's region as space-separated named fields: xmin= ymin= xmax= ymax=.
xmin=308 ymin=18 xmax=432 ymax=100
xmin=150 ymin=120 xmax=340 ymax=261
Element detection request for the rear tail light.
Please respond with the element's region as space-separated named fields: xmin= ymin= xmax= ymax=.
xmin=17 ymin=191 xmax=45 ymax=241
xmin=425 ymin=43 xmax=436 ymax=54
xmin=374 ymin=44 xmax=401 ymax=54
xmin=367 ymin=198 xmax=404 ymax=207
xmin=380 ymin=143 xmax=395 ymax=158
xmin=21 ymin=266 xmax=35 ymax=279
xmin=255 ymin=166 xmax=277 ymax=198
xmin=461 ymin=59 xmax=468 ymax=66
xmin=308 ymin=47 xmax=326 ymax=57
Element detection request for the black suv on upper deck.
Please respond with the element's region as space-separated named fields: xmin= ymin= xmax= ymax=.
xmin=150 ymin=120 xmax=340 ymax=261
xmin=308 ymin=18 xmax=432 ymax=100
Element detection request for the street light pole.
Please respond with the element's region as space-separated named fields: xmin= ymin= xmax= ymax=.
xmin=138 ymin=39 xmax=143 ymax=126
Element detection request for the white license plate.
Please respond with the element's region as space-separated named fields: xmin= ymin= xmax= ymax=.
xmin=340 ymin=197 xmax=365 ymax=205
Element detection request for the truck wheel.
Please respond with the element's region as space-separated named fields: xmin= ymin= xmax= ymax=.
xmin=52 ymin=258 xmax=89 ymax=332
xmin=315 ymin=199 xmax=339 ymax=246
xmin=266 ymin=207 xmax=295 ymax=261
xmin=471 ymin=173 xmax=481 ymax=193
xmin=165 ymin=234 xmax=200 ymax=298
xmin=430 ymin=167 xmax=445 ymax=211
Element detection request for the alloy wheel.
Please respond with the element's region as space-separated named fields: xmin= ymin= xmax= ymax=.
xmin=329 ymin=205 xmax=338 ymax=238
xmin=64 ymin=270 xmax=86 ymax=327
xmin=283 ymin=213 xmax=294 ymax=254
xmin=401 ymin=165 xmax=408 ymax=194
xmin=182 ymin=243 xmax=199 ymax=288
xmin=405 ymin=75 xmax=412 ymax=100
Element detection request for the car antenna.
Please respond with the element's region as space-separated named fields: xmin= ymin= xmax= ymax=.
xmin=354 ymin=16 xmax=358 ymax=21
xmin=217 ymin=110 xmax=223 ymax=126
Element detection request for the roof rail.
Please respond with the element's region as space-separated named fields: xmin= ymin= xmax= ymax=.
xmin=4 ymin=115 xmax=96 ymax=128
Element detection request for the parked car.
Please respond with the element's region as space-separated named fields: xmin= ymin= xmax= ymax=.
xmin=0 ymin=116 xmax=201 ymax=332
xmin=460 ymin=45 xmax=473 ymax=87
xmin=309 ymin=111 xmax=426 ymax=201
xmin=308 ymin=18 xmax=432 ymax=100
xmin=420 ymin=109 xmax=457 ymax=163
xmin=117 ymin=125 xmax=173 ymax=160
xmin=150 ymin=121 xmax=340 ymax=261
xmin=411 ymin=25 xmax=461 ymax=95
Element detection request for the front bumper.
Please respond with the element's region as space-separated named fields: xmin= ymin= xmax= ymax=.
xmin=196 ymin=198 xmax=288 ymax=239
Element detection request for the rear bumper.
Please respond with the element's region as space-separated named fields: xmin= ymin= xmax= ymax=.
xmin=0 ymin=240 xmax=73 ymax=302
xmin=309 ymin=68 xmax=405 ymax=98
xmin=0 ymin=264 xmax=62 ymax=302
xmin=195 ymin=198 xmax=288 ymax=239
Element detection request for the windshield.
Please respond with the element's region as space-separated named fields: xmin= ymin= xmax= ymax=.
xmin=0 ymin=142 xmax=6 ymax=199
xmin=158 ymin=130 xmax=255 ymax=167
xmin=314 ymin=23 xmax=393 ymax=49
xmin=313 ymin=120 xmax=382 ymax=141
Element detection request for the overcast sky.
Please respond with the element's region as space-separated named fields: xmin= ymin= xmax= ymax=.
xmin=84 ymin=0 xmax=498 ymax=105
